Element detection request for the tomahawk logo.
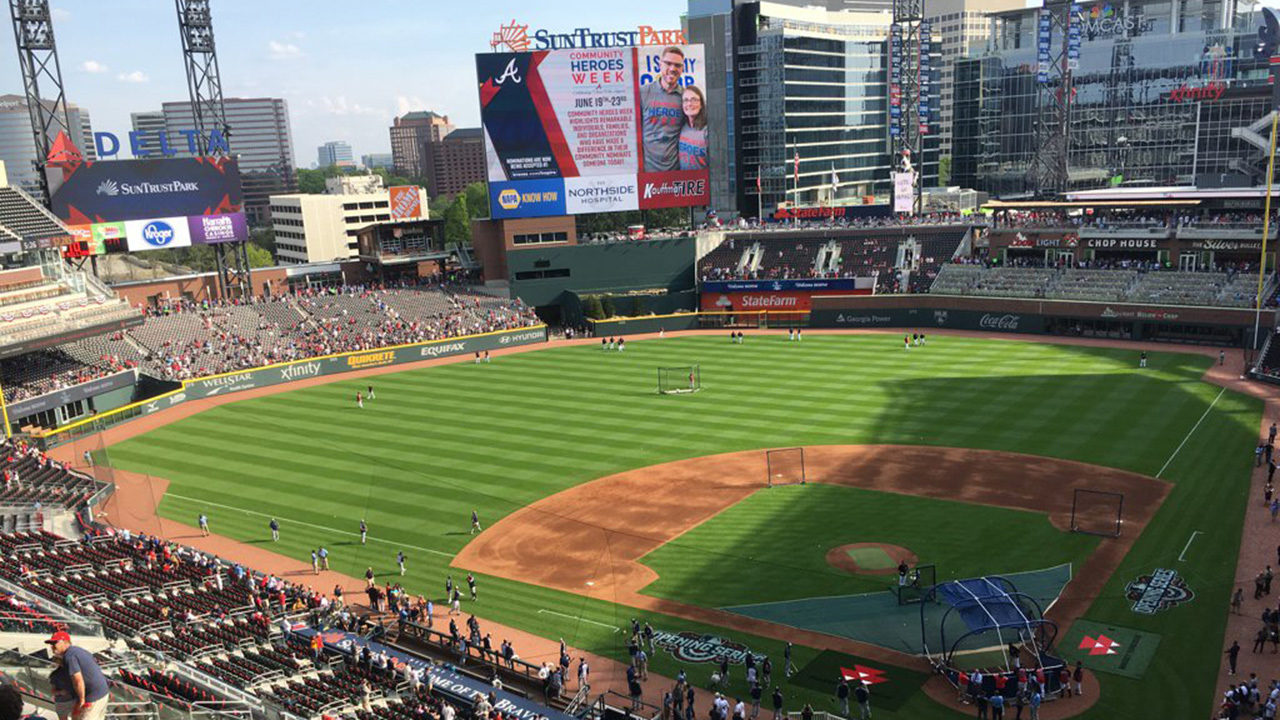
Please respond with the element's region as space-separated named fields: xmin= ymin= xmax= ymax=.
xmin=652 ymin=631 xmax=752 ymax=665
xmin=933 ymin=310 xmax=948 ymax=325
xmin=1126 ymin=568 xmax=1194 ymax=614
xmin=1078 ymin=634 xmax=1121 ymax=656
xmin=495 ymin=58 xmax=523 ymax=85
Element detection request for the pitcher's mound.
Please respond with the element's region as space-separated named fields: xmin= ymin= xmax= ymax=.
xmin=827 ymin=543 xmax=918 ymax=575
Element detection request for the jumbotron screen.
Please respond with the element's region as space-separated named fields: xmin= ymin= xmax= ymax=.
xmin=477 ymin=44 xmax=710 ymax=218
xmin=51 ymin=157 xmax=248 ymax=256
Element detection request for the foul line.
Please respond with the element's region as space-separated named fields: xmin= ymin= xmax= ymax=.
xmin=1157 ymin=387 xmax=1226 ymax=478
xmin=164 ymin=492 xmax=454 ymax=559
xmin=1178 ymin=531 xmax=1204 ymax=562
xmin=537 ymin=609 xmax=620 ymax=632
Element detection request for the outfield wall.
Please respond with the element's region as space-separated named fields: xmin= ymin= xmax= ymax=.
xmin=32 ymin=326 xmax=548 ymax=447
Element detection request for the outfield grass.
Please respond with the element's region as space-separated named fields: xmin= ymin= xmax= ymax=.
xmin=100 ymin=334 xmax=1261 ymax=719
xmin=639 ymin=483 xmax=1099 ymax=607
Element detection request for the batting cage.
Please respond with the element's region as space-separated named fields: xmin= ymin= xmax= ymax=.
xmin=658 ymin=365 xmax=701 ymax=395
xmin=1070 ymin=488 xmax=1124 ymax=537
xmin=920 ymin=576 xmax=1058 ymax=674
xmin=896 ymin=563 xmax=936 ymax=605
xmin=766 ymin=447 xmax=806 ymax=487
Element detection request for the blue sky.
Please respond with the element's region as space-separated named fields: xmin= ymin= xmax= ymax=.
xmin=0 ymin=1 xmax=688 ymax=166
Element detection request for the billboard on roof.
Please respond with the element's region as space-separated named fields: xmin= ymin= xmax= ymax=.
xmin=477 ymin=43 xmax=709 ymax=218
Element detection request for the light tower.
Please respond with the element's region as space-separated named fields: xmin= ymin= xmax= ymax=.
xmin=1025 ymin=0 xmax=1079 ymax=196
xmin=176 ymin=0 xmax=249 ymax=299
xmin=9 ymin=0 xmax=71 ymax=205
xmin=889 ymin=0 xmax=930 ymax=214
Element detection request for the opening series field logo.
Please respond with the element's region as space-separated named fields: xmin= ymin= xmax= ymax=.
xmin=1126 ymin=568 xmax=1194 ymax=614
xmin=652 ymin=630 xmax=752 ymax=665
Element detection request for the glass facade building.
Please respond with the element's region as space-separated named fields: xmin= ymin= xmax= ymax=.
xmin=953 ymin=0 xmax=1272 ymax=195
xmin=689 ymin=0 xmax=939 ymax=218
xmin=0 ymin=94 xmax=95 ymax=197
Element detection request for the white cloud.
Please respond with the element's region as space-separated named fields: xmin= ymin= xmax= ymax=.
xmin=116 ymin=71 xmax=149 ymax=84
xmin=267 ymin=41 xmax=304 ymax=60
xmin=320 ymin=96 xmax=381 ymax=117
xmin=80 ymin=60 xmax=107 ymax=74
xmin=395 ymin=95 xmax=427 ymax=116
xmin=50 ymin=7 xmax=69 ymax=21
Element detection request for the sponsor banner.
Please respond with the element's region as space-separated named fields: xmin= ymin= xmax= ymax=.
xmin=51 ymin=157 xmax=243 ymax=225
xmin=637 ymin=170 xmax=708 ymax=209
xmin=1061 ymin=620 xmax=1161 ymax=679
xmin=1098 ymin=306 xmax=1181 ymax=321
xmin=1085 ymin=237 xmax=1158 ymax=250
xmin=8 ymin=370 xmax=136 ymax=419
xmin=702 ymin=291 xmax=818 ymax=311
xmin=124 ymin=217 xmax=192 ymax=252
xmin=703 ymin=279 xmax=859 ymax=293
xmin=489 ymin=179 xmax=566 ymax=219
xmin=564 ymin=174 xmax=639 ymax=213
xmin=182 ymin=327 xmax=547 ymax=400
xmin=188 ymin=212 xmax=249 ymax=245
xmin=1189 ymin=238 xmax=1265 ymax=251
xmin=770 ymin=205 xmax=893 ymax=222
xmin=477 ymin=44 xmax=708 ymax=218
xmin=811 ymin=308 xmax=1045 ymax=334
xmin=92 ymin=222 xmax=126 ymax=252
xmin=389 ymin=186 xmax=423 ymax=220
xmin=292 ymin=626 xmax=573 ymax=720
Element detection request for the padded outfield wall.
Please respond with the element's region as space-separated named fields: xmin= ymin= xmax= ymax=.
xmin=33 ymin=326 xmax=548 ymax=447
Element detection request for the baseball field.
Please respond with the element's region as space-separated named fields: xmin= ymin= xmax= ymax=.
xmin=95 ymin=333 xmax=1260 ymax=718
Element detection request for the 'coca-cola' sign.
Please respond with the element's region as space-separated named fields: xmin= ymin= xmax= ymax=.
xmin=979 ymin=313 xmax=1022 ymax=331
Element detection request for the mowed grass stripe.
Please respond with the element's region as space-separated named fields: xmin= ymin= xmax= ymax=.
xmin=106 ymin=335 xmax=1245 ymax=720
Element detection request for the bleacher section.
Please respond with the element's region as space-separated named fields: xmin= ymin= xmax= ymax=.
xmin=1 ymin=285 xmax=539 ymax=391
xmin=0 ymin=529 xmax=558 ymax=720
xmin=929 ymin=265 xmax=1269 ymax=308
xmin=0 ymin=438 xmax=104 ymax=510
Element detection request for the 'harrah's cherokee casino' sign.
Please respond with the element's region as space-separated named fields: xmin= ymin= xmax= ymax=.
xmin=491 ymin=21 xmax=685 ymax=52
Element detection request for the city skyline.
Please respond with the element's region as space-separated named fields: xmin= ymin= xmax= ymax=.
xmin=0 ymin=1 xmax=688 ymax=165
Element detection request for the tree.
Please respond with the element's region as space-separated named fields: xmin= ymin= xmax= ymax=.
xmin=246 ymin=242 xmax=274 ymax=267
xmin=601 ymin=295 xmax=617 ymax=318
xmin=938 ymin=155 xmax=952 ymax=187
xmin=443 ymin=193 xmax=471 ymax=246
xmin=463 ymin=182 xmax=489 ymax=219
xmin=583 ymin=295 xmax=604 ymax=320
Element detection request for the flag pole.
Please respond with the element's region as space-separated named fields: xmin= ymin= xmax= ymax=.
xmin=1255 ymin=110 xmax=1278 ymax=353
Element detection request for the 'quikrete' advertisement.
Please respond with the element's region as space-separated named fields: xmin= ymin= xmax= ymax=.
xmin=477 ymin=44 xmax=709 ymax=218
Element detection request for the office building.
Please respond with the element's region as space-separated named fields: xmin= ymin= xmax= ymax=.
xmin=157 ymin=97 xmax=298 ymax=225
xmin=390 ymin=111 xmax=453 ymax=178
xmin=129 ymin=111 xmax=166 ymax=157
xmin=924 ymin=0 xmax=1023 ymax=160
xmin=0 ymin=94 xmax=95 ymax=196
xmin=687 ymin=0 xmax=938 ymax=218
xmin=270 ymin=175 xmax=429 ymax=264
xmin=953 ymin=1 xmax=1273 ymax=195
xmin=362 ymin=153 xmax=394 ymax=170
xmin=317 ymin=140 xmax=355 ymax=168
xmin=424 ymin=128 xmax=486 ymax=198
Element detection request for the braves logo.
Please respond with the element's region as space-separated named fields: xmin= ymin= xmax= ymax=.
xmin=495 ymin=58 xmax=523 ymax=86
xmin=652 ymin=630 xmax=752 ymax=665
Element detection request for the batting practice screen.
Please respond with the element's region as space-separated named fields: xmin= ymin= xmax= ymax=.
xmin=476 ymin=44 xmax=709 ymax=218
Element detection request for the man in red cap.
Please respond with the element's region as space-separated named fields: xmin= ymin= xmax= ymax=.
xmin=45 ymin=631 xmax=108 ymax=720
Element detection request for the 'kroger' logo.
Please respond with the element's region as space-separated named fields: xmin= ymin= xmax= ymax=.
xmin=142 ymin=220 xmax=176 ymax=246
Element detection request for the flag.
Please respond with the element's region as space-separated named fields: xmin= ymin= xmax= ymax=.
xmin=793 ymin=151 xmax=800 ymax=187
xmin=757 ymin=167 xmax=762 ymax=193
xmin=830 ymin=163 xmax=839 ymax=189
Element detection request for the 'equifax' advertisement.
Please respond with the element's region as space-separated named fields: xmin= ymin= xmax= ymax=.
xmin=477 ymin=44 xmax=709 ymax=218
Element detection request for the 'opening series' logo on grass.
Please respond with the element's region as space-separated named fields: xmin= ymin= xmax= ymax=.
xmin=652 ymin=630 xmax=752 ymax=665
xmin=1126 ymin=568 xmax=1194 ymax=614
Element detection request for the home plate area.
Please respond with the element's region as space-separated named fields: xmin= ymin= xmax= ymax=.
xmin=1060 ymin=619 xmax=1161 ymax=679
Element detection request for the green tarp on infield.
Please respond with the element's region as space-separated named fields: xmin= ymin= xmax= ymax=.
xmin=792 ymin=650 xmax=924 ymax=712
xmin=723 ymin=564 xmax=1073 ymax=654
xmin=1058 ymin=619 xmax=1161 ymax=679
